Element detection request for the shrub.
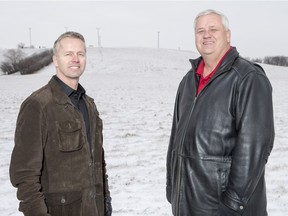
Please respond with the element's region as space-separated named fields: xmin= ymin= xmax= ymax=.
xmin=263 ymin=56 xmax=288 ymax=67
xmin=0 ymin=49 xmax=25 ymax=74
xmin=1 ymin=49 xmax=53 ymax=75
xmin=19 ymin=49 xmax=53 ymax=75
xmin=251 ymin=56 xmax=288 ymax=67
xmin=0 ymin=62 xmax=16 ymax=75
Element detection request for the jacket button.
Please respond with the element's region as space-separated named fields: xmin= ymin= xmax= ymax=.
xmin=239 ymin=205 xmax=244 ymax=210
xmin=61 ymin=197 xmax=66 ymax=204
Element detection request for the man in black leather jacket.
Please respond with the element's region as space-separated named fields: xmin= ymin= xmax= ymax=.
xmin=166 ymin=9 xmax=274 ymax=216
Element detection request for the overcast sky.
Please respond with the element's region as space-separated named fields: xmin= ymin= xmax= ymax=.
xmin=0 ymin=0 xmax=287 ymax=58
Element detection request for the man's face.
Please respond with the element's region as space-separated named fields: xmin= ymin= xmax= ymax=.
xmin=195 ymin=13 xmax=230 ymax=58
xmin=53 ymin=37 xmax=86 ymax=84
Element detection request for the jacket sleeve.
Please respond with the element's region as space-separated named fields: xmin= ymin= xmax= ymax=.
xmin=219 ymin=67 xmax=274 ymax=215
xmin=94 ymin=102 xmax=110 ymax=199
xmin=102 ymin=149 xmax=110 ymax=198
xmin=166 ymin=89 xmax=180 ymax=203
xmin=9 ymin=98 xmax=50 ymax=216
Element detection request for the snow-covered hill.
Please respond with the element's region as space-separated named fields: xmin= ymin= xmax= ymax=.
xmin=0 ymin=47 xmax=287 ymax=215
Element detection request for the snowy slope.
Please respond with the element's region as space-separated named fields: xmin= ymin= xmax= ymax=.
xmin=0 ymin=47 xmax=287 ymax=215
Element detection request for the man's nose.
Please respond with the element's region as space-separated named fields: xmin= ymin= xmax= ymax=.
xmin=71 ymin=54 xmax=80 ymax=62
xmin=203 ymin=30 xmax=212 ymax=37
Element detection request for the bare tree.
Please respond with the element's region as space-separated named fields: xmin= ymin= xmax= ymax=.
xmin=4 ymin=49 xmax=25 ymax=66
xmin=17 ymin=42 xmax=25 ymax=49
xmin=1 ymin=49 xmax=25 ymax=74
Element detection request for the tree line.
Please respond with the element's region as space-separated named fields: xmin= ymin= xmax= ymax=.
xmin=0 ymin=48 xmax=53 ymax=75
xmin=1 ymin=49 xmax=287 ymax=75
xmin=250 ymin=56 xmax=288 ymax=67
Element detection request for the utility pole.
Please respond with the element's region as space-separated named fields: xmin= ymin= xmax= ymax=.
xmin=96 ymin=27 xmax=101 ymax=48
xmin=157 ymin=31 xmax=160 ymax=49
xmin=29 ymin=27 xmax=32 ymax=48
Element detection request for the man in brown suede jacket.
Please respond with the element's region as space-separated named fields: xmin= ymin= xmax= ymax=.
xmin=10 ymin=31 xmax=111 ymax=216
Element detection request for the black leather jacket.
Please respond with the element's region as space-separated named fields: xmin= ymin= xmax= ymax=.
xmin=166 ymin=47 xmax=274 ymax=216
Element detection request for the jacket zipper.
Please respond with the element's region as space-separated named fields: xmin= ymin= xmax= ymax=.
xmin=174 ymin=68 xmax=228 ymax=214
xmin=175 ymin=97 xmax=197 ymax=216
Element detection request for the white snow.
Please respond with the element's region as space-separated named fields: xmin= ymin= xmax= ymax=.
xmin=0 ymin=47 xmax=287 ymax=215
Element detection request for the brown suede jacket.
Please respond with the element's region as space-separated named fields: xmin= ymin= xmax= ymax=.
xmin=10 ymin=77 xmax=110 ymax=216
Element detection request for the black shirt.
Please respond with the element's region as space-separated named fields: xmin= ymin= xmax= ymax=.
xmin=53 ymin=75 xmax=91 ymax=146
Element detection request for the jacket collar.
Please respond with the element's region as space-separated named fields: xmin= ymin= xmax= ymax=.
xmin=48 ymin=77 xmax=72 ymax=105
xmin=53 ymin=75 xmax=86 ymax=98
xmin=189 ymin=47 xmax=239 ymax=75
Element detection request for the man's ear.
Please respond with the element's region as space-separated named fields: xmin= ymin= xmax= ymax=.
xmin=226 ymin=30 xmax=231 ymax=43
xmin=52 ymin=55 xmax=58 ymax=67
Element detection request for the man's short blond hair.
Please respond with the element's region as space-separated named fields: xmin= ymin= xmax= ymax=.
xmin=53 ymin=31 xmax=86 ymax=55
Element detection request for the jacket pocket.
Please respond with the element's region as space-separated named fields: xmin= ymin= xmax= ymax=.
xmin=45 ymin=191 xmax=82 ymax=216
xmin=56 ymin=120 xmax=84 ymax=152
xmin=180 ymin=155 xmax=231 ymax=213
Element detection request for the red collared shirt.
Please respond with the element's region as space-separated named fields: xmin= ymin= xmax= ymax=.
xmin=196 ymin=46 xmax=232 ymax=95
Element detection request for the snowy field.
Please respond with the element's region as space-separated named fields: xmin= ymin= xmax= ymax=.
xmin=0 ymin=47 xmax=287 ymax=215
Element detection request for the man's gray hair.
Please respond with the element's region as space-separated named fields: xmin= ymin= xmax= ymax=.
xmin=53 ymin=31 xmax=86 ymax=55
xmin=194 ymin=9 xmax=230 ymax=31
